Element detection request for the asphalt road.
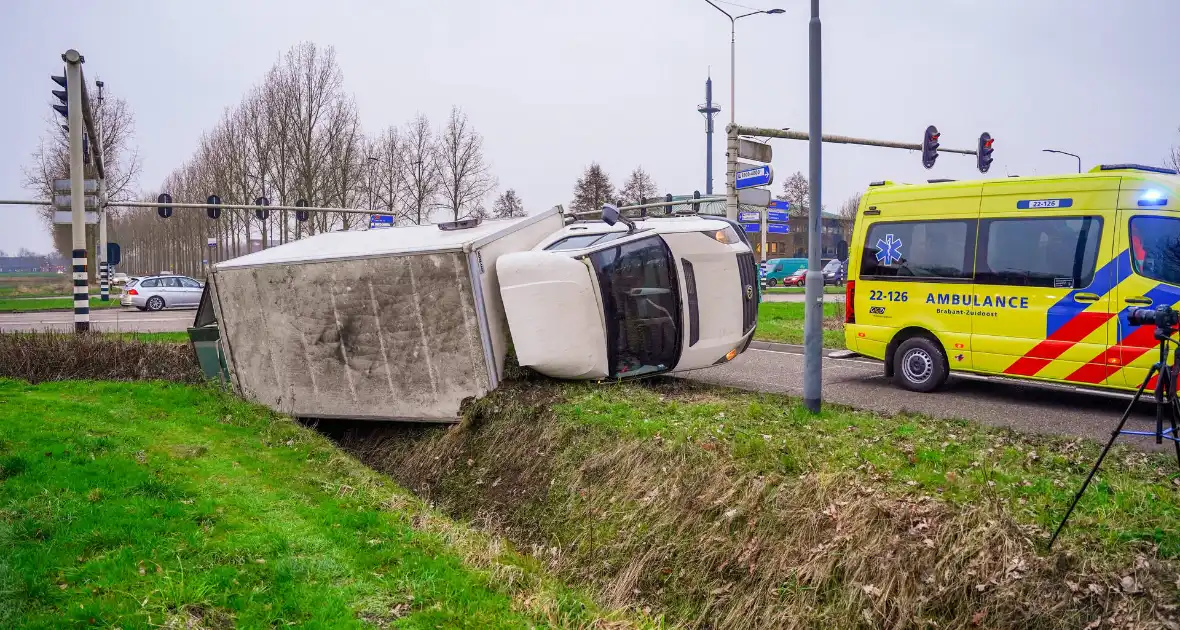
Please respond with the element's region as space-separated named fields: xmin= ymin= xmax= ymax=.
xmin=685 ymin=342 xmax=1178 ymax=453
xmin=0 ymin=307 xmax=195 ymax=333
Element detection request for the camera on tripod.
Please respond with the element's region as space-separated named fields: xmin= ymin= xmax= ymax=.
xmin=1127 ymin=304 xmax=1180 ymax=332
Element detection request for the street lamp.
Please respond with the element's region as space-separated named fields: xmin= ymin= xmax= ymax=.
xmin=1043 ymin=148 xmax=1082 ymax=174
xmin=704 ymin=1 xmax=786 ymax=124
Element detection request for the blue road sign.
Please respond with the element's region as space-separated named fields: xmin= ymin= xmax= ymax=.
xmin=768 ymin=223 xmax=789 ymax=234
xmin=370 ymin=214 xmax=394 ymax=229
xmin=768 ymin=199 xmax=789 ymax=211
xmin=742 ymin=223 xmax=760 ymax=233
xmin=735 ymin=165 xmax=773 ymax=190
xmin=767 ymin=211 xmax=789 ymax=223
xmin=738 ymin=211 xmax=761 ymax=222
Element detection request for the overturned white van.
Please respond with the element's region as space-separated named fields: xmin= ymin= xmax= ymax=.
xmin=205 ymin=204 xmax=760 ymax=422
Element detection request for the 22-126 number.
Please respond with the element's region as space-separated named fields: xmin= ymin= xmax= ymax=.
xmin=868 ymin=290 xmax=908 ymax=302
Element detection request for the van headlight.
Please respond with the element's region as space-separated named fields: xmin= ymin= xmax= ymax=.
xmin=704 ymin=226 xmax=741 ymax=244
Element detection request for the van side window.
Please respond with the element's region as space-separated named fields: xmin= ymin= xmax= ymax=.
xmin=860 ymin=220 xmax=975 ymax=280
xmin=976 ymin=217 xmax=1102 ymax=289
xmin=1129 ymin=216 xmax=1180 ymax=286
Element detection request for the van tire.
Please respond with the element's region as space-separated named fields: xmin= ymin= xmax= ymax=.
xmin=768 ymin=278 xmax=778 ymax=287
xmin=892 ymin=336 xmax=948 ymax=393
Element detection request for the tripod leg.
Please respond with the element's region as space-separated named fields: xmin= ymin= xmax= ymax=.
xmin=1049 ymin=364 xmax=1157 ymax=550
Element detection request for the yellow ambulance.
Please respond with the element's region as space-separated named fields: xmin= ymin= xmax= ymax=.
xmin=843 ymin=164 xmax=1180 ymax=393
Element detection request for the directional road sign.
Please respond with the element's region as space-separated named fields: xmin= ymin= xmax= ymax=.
xmin=370 ymin=214 xmax=394 ymax=229
xmin=737 ymin=187 xmax=771 ymax=207
xmin=738 ymin=211 xmax=762 ymax=223
xmin=735 ymin=165 xmax=773 ymax=190
xmin=106 ymin=242 xmax=121 ymax=265
xmin=53 ymin=178 xmax=97 ymax=193
xmin=767 ymin=211 xmax=789 ymax=223
xmin=738 ymin=139 xmax=773 ymax=163
xmin=742 ymin=223 xmax=761 ymax=233
xmin=54 ymin=195 xmax=98 ymax=210
xmin=767 ymin=223 xmax=789 ymax=234
xmin=53 ymin=211 xmax=98 ymax=225
xmin=768 ymin=199 xmax=789 ymax=211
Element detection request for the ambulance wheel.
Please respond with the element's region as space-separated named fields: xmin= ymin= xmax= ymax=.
xmin=893 ymin=336 xmax=948 ymax=393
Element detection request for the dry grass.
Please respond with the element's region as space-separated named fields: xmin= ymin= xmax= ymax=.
xmin=0 ymin=331 xmax=203 ymax=383
xmin=343 ymin=380 xmax=1180 ymax=630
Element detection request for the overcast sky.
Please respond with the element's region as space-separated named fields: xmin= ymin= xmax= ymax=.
xmin=1 ymin=0 xmax=1177 ymax=254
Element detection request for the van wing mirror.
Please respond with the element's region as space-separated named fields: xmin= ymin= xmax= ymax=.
xmin=601 ymin=203 xmax=636 ymax=233
xmin=837 ymin=240 xmax=849 ymax=262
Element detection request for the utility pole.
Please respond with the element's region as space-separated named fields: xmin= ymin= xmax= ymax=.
xmin=697 ymin=75 xmax=722 ymax=195
xmin=803 ymin=0 xmax=823 ymax=412
xmin=64 ymin=50 xmax=89 ymax=332
xmin=96 ymin=80 xmax=109 ymax=302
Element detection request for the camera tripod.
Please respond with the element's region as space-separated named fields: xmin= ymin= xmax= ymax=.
xmin=1048 ymin=325 xmax=1180 ymax=549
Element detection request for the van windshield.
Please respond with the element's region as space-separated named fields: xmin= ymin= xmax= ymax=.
xmin=588 ymin=236 xmax=681 ymax=378
xmin=1130 ymin=216 xmax=1180 ymax=285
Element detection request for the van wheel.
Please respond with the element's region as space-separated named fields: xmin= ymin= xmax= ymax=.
xmin=893 ymin=336 xmax=948 ymax=393
xmin=768 ymin=278 xmax=778 ymax=287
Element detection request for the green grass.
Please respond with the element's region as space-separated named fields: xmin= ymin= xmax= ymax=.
xmin=763 ymin=285 xmax=844 ymax=294
xmin=0 ymin=380 xmax=623 ymax=628
xmin=554 ymin=381 xmax=1180 ymax=557
xmin=0 ymin=297 xmax=125 ymax=313
xmin=0 ymin=287 xmax=108 ymax=298
xmin=100 ymin=331 xmax=191 ymax=344
xmin=755 ymin=301 xmax=845 ymax=348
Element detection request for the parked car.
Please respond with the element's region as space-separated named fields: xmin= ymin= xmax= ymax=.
xmin=111 ymin=272 xmax=130 ymax=285
xmin=122 ymin=274 xmax=204 ymax=310
xmin=822 ymin=259 xmax=846 ymax=286
xmin=780 ymin=268 xmax=806 ymax=286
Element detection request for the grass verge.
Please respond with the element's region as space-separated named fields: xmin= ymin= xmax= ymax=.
xmin=100 ymin=331 xmax=191 ymax=344
xmin=0 ymin=332 xmax=202 ymax=383
xmin=0 ymin=297 xmax=124 ymax=313
xmin=763 ymin=286 xmax=844 ymax=294
xmin=345 ymin=378 xmax=1180 ymax=629
xmin=0 ymin=380 xmax=645 ymax=628
xmin=755 ymin=301 xmax=845 ymax=348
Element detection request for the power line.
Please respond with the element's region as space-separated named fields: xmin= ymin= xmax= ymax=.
xmin=711 ymin=0 xmax=766 ymax=12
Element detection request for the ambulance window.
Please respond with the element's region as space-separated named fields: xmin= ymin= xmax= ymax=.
xmin=976 ymin=217 xmax=1102 ymax=289
xmin=860 ymin=220 xmax=975 ymax=280
xmin=1129 ymin=216 xmax=1180 ymax=286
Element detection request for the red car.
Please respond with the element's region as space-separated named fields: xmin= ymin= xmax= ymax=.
xmin=780 ymin=268 xmax=806 ymax=286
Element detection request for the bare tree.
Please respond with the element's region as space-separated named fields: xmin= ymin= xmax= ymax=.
xmin=493 ymin=189 xmax=525 ymax=218
xmin=402 ymin=113 xmax=441 ymax=225
xmin=778 ymin=171 xmax=809 ymax=218
xmin=619 ymin=166 xmax=659 ymax=205
xmin=1168 ymin=128 xmax=1180 ymax=173
xmin=838 ymin=192 xmax=861 ymax=222
xmin=571 ymin=163 xmax=614 ymax=213
xmin=437 ymin=107 xmax=496 ymax=221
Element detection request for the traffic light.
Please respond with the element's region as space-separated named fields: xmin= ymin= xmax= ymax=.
xmin=157 ymin=193 xmax=173 ymax=219
xmin=921 ymin=125 xmax=940 ymax=169
xmin=295 ymin=199 xmax=309 ymax=222
xmin=51 ymin=74 xmax=68 ymax=120
xmin=977 ymin=132 xmax=994 ymax=173
xmin=254 ymin=196 xmax=270 ymax=220
xmin=207 ymin=195 xmax=222 ymax=219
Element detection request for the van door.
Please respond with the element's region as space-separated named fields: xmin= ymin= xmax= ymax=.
xmin=1113 ymin=213 xmax=1180 ymax=388
xmin=972 ymin=179 xmax=1121 ymax=383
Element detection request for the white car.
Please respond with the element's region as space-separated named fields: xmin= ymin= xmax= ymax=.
xmin=122 ymin=274 xmax=204 ymax=310
xmin=111 ymin=272 xmax=130 ymax=285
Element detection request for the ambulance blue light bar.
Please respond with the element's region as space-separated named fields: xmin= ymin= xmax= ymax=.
xmin=1098 ymin=163 xmax=1178 ymax=175
xmin=1139 ymin=189 xmax=1168 ymax=207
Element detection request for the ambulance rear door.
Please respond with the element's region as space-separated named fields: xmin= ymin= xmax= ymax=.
xmin=971 ymin=177 xmax=1121 ymax=384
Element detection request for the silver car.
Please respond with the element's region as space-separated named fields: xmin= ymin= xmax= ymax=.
xmin=123 ymin=274 xmax=204 ymax=310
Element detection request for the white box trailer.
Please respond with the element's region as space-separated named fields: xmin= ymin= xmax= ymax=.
xmin=206 ymin=209 xmax=563 ymax=422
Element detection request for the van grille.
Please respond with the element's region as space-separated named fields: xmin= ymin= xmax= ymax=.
xmin=737 ymin=252 xmax=757 ymax=334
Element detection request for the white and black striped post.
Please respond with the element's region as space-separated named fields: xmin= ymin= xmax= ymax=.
xmin=64 ymin=50 xmax=89 ymax=332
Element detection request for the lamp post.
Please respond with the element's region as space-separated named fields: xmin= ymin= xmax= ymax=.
xmin=1043 ymin=148 xmax=1082 ymax=173
xmin=367 ymin=156 xmax=378 ymax=213
xmin=703 ymin=1 xmax=786 ymax=124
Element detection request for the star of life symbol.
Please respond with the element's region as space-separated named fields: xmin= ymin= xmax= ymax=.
xmin=876 ymin=234 xmax=903 ymax=265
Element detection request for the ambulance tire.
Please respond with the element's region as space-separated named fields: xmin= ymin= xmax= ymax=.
xmin=893 ymin=336 xmax=948 ymax=393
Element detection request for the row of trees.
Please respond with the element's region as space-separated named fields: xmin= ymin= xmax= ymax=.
xmin=570 ymin=164 xmax=660 ymax=212
xmin=25 ymin=42 xmax=524 ymax=278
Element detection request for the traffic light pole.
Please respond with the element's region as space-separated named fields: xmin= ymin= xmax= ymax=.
xmin=64 ymin=50 xmax=88 ymax=333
